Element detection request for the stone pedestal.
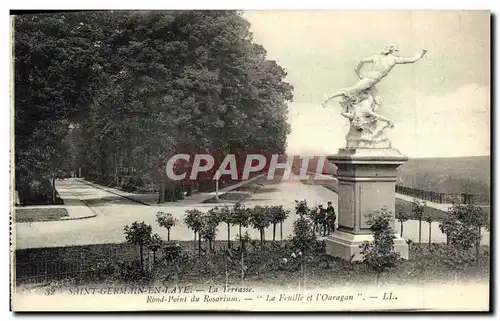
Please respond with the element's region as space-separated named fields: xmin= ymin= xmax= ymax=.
xmin=325 ymin=148 xmax=409 ymax=261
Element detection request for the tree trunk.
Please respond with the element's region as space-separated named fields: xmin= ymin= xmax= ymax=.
xmin=400 ymin=221 xmax=403 ymax=237
xmin=273 ymin=223 xmax=276 ymax=241
xmin=225 ymin=263 xmax=229 ymax=289
xmin=260 ymin=229 xmax=264 ymax=245
xmin=227 ymin=223 xmax=231 ymax=248
xmin=166 ymin=183 xmax=176 ymax=202
xmin=428 ymin=222 xmax=432 ymax=247
xmin=198 ymin=233 xmax=202 ymax=256
xmin=418 ymin=219 xmax=422 ymax=245
xmin=209 ymin=240 xmax=212 ymax=252
xmin=239 ymin=224 xmax=242 ymax=243
xmin=476 ymin=226 xmax=481 ymax=268
xmin=299 ymin=261 xmax=303 ymax=291
xmin=158 ymin=181 xmax=165 ymax=204
xmin=280 ymin=222 xmax=283 ymax=241
xmin=193 ymin=232 xmax=197 ymax=251
xmin=52 ymin=177 xmax=56 ymax=204
xmin=114 ymin=152 xmax=119 ymax=186
xmin=167 ymin=228 xmax=170 ymax=242
xmin=241 ymin=252 xmax=244 ymax=282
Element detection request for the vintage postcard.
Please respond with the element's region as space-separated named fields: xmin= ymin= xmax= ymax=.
xmin=10 ymin=10 xmax=491 ymax=312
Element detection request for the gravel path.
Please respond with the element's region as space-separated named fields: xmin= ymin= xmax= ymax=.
xmin=14 ymin=179 xmax=489 ymax=250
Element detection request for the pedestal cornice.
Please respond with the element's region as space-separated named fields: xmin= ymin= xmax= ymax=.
xmin=327 ymin=148 xmax=408 ymax=165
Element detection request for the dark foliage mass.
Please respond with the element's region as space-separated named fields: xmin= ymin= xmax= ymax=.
xmin=14 ymin=11 xmax=293 ymax=204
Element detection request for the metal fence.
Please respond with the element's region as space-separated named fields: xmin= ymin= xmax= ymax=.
xmin=15 ymin=250 xmax=139 ymax=285
xmin=395 ymin=185 xmax=489 ymax=205
xmin=16 ymin=258 xmax=93 ymax=285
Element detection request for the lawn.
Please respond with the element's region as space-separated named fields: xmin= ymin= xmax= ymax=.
xmin=15 ymin=208 xmax=69 ymax=223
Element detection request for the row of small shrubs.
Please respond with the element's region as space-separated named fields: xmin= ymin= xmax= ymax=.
xmin=123 ymin=203 xmax=293 ymax=271
xmin=120 ymin=200 xmax=334 ymax=281
xmin=116 ymin=201 xmax=405 ymax=286
xmin=117 ymin=199 xmax=488 ymax=285
xmin=184 ymin=203 xmax=291 ymax=252
xmin=396 ymin=199 xmax=489 ymax=246
xmin=395 ymin=199 xmax=489 ymax=281
xmin=289 ymin=199 xmax=490 ymax=285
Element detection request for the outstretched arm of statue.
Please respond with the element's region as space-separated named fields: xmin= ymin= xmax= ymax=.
xmin=354 ymin=56 xmax=375 ymax=76
xmin=322 ymin=93 xmax=334 ymax=108
xmin=395 ymin=49 xmax=427 ymax=64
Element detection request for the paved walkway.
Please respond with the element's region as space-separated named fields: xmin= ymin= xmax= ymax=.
xmin=75 ymin=173 xmax=267 ymax=207
xmin=15 ymin=178 xmax=267 ymax=250
xmin=15 ymin=178 xmax=489 ymax=250
xmin=14 ymin=180 xmax=97 ymax=221
xmin=56 ymin=179 xmax=99 ymax=220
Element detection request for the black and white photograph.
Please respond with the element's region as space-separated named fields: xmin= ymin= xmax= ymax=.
xmin=9 ymin=9 xmax=491 ymax=311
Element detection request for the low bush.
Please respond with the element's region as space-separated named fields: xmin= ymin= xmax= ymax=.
xmin=15 ymin=240 xmax=490 ymax=287
xmin=360 ymin=208 xmax=401 ymax=285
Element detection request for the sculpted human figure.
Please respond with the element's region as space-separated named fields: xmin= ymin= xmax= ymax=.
xmin=340 ymin=89 xmax=393 ymax=130
xmin=322 ymin=45 xmax=427 ymax=107
xmin=340 ymin=89 xmax=394 ymax=149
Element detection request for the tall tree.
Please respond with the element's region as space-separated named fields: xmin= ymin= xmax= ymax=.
xmin=16 ymin=11 xmax=294 ymax=204
xmin=14 ymin=12 xmax=121 ymax=203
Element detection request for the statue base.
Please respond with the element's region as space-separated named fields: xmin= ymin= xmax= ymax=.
xmin=345 ymin=122 xmax=391 ymax=149
xmin=325 ymin=230 xmax=409 ymax=262
xmin=325 ymin=147 xmax=409 ymax=261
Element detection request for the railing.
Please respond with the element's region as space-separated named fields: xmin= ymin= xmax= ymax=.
xmin=395 ymin=185 xmax=489 ymax=205
xmin=15 ymin=251 xmax=139 ymax=285
xmin=395 ymin=185 xmax=445 ymax=203
xmin=16 ymin=258 xmax=92 ymax=284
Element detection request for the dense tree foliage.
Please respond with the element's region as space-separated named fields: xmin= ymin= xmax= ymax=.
xmin=14 ymin=12 xmax=113 ymax=203
xmin=14 ymin=11 xmax=293 ymax=204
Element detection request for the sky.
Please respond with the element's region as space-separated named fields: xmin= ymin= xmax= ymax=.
xmin=243 ymin=10 xmax=490 ymax=158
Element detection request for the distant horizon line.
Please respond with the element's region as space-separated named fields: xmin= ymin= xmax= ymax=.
xmin=400 ymin=154 xmax=490 ymax=159
xmin=284 ymin=152 xmax=490 ymax=159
